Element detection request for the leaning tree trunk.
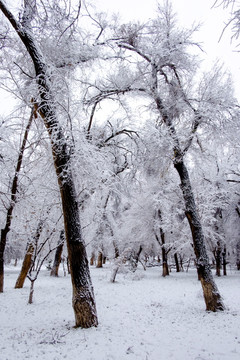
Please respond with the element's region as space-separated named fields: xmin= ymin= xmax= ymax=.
xmin=0 ymin=2 xmax=98 ymax=327
xmin=174 ymin=160 xmax=224 ymax=311
xmin=153 ymin=81 xmax=224 ymax=310
xmin=0 ymin=109 xmax=33 ymax=292
xmin=50 ymin=230 xmax=64 ymax=277
xmin=15 ymin=243 xmax=34 ymax=289
xmin=15 ymin=218 xmax=44 ymax=288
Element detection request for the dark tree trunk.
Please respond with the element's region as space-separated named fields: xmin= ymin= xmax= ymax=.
xmin=222 ymin=246 xmax=227 ymax=276
xmin=162 ymin=246 xmax=169 ymax=277
xmin=236 ymin=208 xmax=240 ymax=270
xmin=15 ymin=243 xmax=34 ymax=289
xmin=50 ymin=230 xmax=64 ymax=277
xmin=214 ymin=241 xmax=222 ymax=277
xmin=174 ymin=160 xmax=224 ymax=311
xmin=0 ymin=110 xmax=33 ymax=292
xmin=174 ymin=253 xmax=180 ymax=272
xmin=151 ymin=62 xmax=225 ymax=310
xmin=0 ymin=2 xmax=98 ymax=327
xmin=154 ymin=209 xmax=169 ymax=277
xmin=113 ymin=241 xmax=119 ymax=258
xmin=236 ymin=240 xmax=240 ymax=270
xmin=96 ymin=252 xmax=103 ymax=268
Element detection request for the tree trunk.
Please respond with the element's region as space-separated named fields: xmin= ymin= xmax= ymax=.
xmin=214 ymin=241 xmax=222 ymax=277
xmin=15 ymin=243 xmax=34 ymax=289
xmin=130 ymin=246 xmax=143 ymax=272
xmin=152 ymin=63 xmax=225 ymax=310
xmin=162 ymin=246 xmax=169 ymax=277
xmin=113 ymin=241 xmax=120 ymax=258
xmin=0 ymin=2 xmax=98 ymax=327
xmin=96 ymin=252 xmax=103 ymax=268
xmin=236 ymin=208 xmax=240 ymax=270
xmin=0 ymin=109 xmax=33 ymax=292
xmin=50 ymin=230 xmax=64 ymax=277
xmin=90 ymin=252 xmax=95 ymax=266
xmin=222 ymin=246 xmax=227 ymax=276
xmin=174 ymin=253 xmax=180 ymax=272
xmin=28 ymin=280 xmax=34 ymax=304
xmin=174 ymin=160 xmax=224 ymax=311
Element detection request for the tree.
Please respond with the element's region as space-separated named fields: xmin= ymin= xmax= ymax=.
xmin=0 ymin=0 xmax=97 ymax=328
xmin=0 ymin=107 xmax=34 ymax=292
xmin=86 ymin=2 xmax=239 ymax=310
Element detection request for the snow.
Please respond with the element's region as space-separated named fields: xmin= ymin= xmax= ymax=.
xmin=0 ymin=264 xmax=240 ymax=360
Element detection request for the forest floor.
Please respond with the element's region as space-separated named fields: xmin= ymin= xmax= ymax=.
xmin=0 ymin=263 xmax=240 ymax=360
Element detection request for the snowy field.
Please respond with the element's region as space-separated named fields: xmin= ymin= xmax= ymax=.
xmin=0 ymin=263 xmax=240 ymax=360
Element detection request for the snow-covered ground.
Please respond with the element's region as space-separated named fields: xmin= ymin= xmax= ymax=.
xmin=0 ymin=263 xmax=239 ymax=360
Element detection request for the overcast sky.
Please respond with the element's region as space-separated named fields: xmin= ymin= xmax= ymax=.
xmin=95 ymin=0 xmax=240 ymax=98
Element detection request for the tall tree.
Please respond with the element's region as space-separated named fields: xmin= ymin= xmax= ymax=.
xmin=0 ymin=1 xmax=98 ymax=327
xmin=86 ymin=3 xmax=238 ymax=310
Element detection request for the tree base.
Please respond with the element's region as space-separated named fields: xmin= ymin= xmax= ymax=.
xmin=73 ymin=286 xmax=98 ymax=328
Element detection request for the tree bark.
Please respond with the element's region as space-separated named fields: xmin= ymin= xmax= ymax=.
xmin=96 ymin=252 xmax=103 ymax=268
xmin=50 ymin=230 xmax=64 ymax=277
xmin=174 ymin=253 xmax=180 ymax=272
xmin=0 ymin=109 xmax=33 ymax=292
xmin=0 ymin=2 xmax=98 ymax=327
xmin=113 ymin=241 xmax=120 ymax=258
xmin=222 ymin=246 xmax=227 ymax=276
xmin=151 ymin=76 xmax=225 ymax=309
xmin=162 ymin=246 xmax=169 ymax=277
xmin=174 ymin=160 xmax=224 ymax=311
xmin=155 ymin=210 xmax=169 ymax=277
xmin=214 ymin=241 xmax=222 ymax=277
xmin=236 ymin=207 xmax=240 ymax=270
xmin=15 ymin=243 xmax=34 ymax=289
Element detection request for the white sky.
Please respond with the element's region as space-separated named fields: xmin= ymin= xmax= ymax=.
xmin=95 ymin=0 xmax=240 ymax=99
xmin=0 ymin=0 xmax=239 ymax=115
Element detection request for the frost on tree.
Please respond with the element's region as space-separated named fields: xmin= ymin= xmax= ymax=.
xmin=86 ymin=3 xmax=238 ymax=311
xmin=0 ymin=1 xmax=98 ymax=327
